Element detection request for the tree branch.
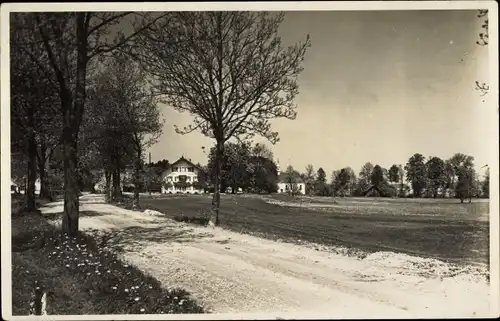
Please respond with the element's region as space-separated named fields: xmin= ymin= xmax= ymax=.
xmin=88 ymin=13 xmax=169 ymax=59
xmin=87 ymin=12 xmax=132 ymax=36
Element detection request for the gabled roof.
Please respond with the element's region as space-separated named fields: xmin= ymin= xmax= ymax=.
xmin=362 ymin=185 xmax=386 ymax=197
xmin=164 ymin=156 xmax=202 ymax=172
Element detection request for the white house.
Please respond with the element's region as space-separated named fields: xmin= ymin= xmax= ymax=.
xmin=11 ymin=179 xmax=41 ymax=194
xmin=275 ymin=162 xmax=306 ymax=195
xmin=161 ymin=156 xmax=204 ymax=194
xmin=11 ymin=180 xmax=19 ymax=193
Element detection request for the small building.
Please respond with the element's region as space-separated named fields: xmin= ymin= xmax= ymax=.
xmin=11 ymin=178 xmax=41 ymax=194
xmin=275 ymin=162 xmax=306 ymax=195
xmin=11 ymin=180 xmax=18 ymax=193
xmin=161 ymin=156 xmax=204 ymax=194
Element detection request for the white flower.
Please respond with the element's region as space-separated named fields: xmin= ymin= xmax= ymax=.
xmin=124 ymin=264 xmax=128 ymax=268
xmin=112 ymin=286 xmax=117 ymax=290
xmin=140 ymin=308 xmax=145 ymax=312
xmin=65 ymin=264 xmax=70 ymax=268
xmin=125 ymin=289 xmax=129 ymax=292
xmin=134 ymin=297 xmax=140 ymax=301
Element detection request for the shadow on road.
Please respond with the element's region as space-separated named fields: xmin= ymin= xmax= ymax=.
xmin=42 ymin=210 xmax=109 ymax=221
xmin=76 ymin=214 xmax=216 ymax=253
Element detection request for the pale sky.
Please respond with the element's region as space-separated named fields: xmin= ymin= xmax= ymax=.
xmin=146 ymin=10 xmax=492 ymax=177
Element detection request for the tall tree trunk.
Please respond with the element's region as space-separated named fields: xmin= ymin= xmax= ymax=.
xmin=112 ymin=168 xmax=121 ymax=201
xmin=112 ymin=155 xmax=122 ymax=201
xmin=104 ymin=169 xmax=112 ymax=203
xmin=25 ymin=133 xmax=37 ymax=212
xmin=37 ymin=139 xmax=53 ymax=201
xmin=37 ymin=155 xmax=51 ymax=201
xmin=451 ymin=176 xmax=455 ymax=198
xmin=61 ymin=126 xmax=80 ymax=237
xmin=132 ymin=149 xmax=142 ymax=209
xmin=90 ymin=179 xmax=96 ymax=194
xmin=210 ymin=140 xmax=224 ymax=226
xmin=60 ymin=14 xmax=88 ymax=237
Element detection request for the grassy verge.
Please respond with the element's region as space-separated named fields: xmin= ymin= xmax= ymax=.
xmin=112 ymin=195 xmax=211 ymax=226
xmin=12 ymin=208 xmax=205 ymax=315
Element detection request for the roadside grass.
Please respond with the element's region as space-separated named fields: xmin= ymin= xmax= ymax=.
xmin=113 ymin=194 xmax=211 ymax=226
xmin=138 ymin=194 xmax=490 ymax=265
xmin=11 ymin=204 xmax=205 ymax=315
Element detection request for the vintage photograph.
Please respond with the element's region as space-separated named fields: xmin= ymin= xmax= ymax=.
xmin=1 ymin=1 xmax=498 ymax=319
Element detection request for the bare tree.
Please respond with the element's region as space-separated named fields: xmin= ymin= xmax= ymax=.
xmin=85 ymin=77 xmax=135 ymax=203
xmin=304 ymin=164 xmax=315 ymax=195
xmin=284 ymin=165 xmax=300 ymax=197
xmin=12 ymin=12 xmax=164 ymax=236
xmin=133 ymin=12 xmax=311 ymax=225
xmin=94 ymin=56 xmax=163 ymax=208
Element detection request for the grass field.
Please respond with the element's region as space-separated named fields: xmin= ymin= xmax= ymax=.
xmin=140 ymin=194 xmax=490 ymax=265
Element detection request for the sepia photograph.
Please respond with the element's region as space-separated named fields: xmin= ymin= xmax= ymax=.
xmin=1 ymin=1 xmax=498 ymax=320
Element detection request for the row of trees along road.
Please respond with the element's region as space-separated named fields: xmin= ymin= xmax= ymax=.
xmin=11 ymin=12 xmax=311 ymax=234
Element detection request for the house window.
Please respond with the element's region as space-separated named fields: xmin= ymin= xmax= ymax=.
xmin=285 ymin=185 xmax=289 ymax=191
xmin=172 ymin=167 xmax=178 ymax=172
xmin=298 ymin=185 xmax=302 ymax=190
xmin=188 ymin=167 xmax=194 ymax=172
xmin=187 ymin=177 xmax=191 ymax=182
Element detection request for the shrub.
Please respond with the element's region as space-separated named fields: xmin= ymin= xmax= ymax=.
xmin=173 ymin=215 xmax=210 ymax=226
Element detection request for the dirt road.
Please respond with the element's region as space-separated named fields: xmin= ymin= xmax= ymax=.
xmin=41 ymin=195 xmax=492 ymax=318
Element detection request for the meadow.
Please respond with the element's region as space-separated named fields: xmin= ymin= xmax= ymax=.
xmin=140 ymin=194 xmax=490 ymax=265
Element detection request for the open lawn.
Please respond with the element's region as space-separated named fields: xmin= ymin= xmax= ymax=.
xmin=140 ymin=194 xmax=490 ymax=265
